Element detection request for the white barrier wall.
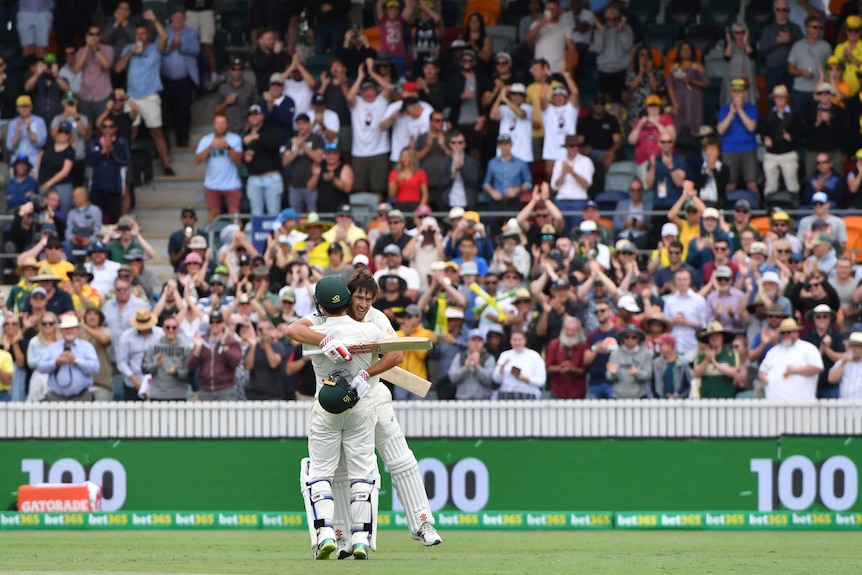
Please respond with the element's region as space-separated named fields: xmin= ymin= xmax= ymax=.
xmin=3 ymin=400 xmax=862 ymax=439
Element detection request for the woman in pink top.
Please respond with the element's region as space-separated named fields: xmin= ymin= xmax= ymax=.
xmin=388 ymin=147 xmax=428 ymax=213
xmin=626 ymin=94 xmax=676 ymax=183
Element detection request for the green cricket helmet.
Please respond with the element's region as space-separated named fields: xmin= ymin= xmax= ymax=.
xmin=315 ymin=275 xmax=351 ymax=310
xmin=318 ymin=376 xmax=359 ymax=414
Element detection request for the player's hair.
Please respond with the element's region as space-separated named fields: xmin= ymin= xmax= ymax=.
xmin=348 ymin=272 xmax=379 ymax=299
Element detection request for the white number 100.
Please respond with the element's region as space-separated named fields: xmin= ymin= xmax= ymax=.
xmin=750 ymin=456 xmax=858 ymax=512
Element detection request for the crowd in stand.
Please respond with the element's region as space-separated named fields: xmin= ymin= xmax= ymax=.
xmin=4 ymin=0 xmax=862 ymax=403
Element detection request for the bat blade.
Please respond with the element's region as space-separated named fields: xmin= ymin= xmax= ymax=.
xmin=380 ymin=366 xmax=431 ymax=398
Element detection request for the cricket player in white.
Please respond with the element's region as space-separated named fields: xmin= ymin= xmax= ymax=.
xmin=304 ymin=276 xmax=385 ymax=560
xmin=289 ymin=273 xmax=442 ymax=557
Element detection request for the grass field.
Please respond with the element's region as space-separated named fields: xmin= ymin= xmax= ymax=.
xmin=3 ymin=530 xmax=862 ymax=574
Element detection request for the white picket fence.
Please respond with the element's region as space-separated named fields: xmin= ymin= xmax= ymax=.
xmin=3 ymin=400 xmax=862 ymax=439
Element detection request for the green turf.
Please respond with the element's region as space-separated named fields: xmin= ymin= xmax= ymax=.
xmin=2 ymin=530 xmax=861 ymax=574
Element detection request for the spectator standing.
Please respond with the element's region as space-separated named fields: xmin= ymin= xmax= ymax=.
xmin=613 ymin=178 xmax=652 ymax=248
xmin=590 ymin=3 xmax=634 ymax=102
xmin=626 ymin=47 xmax=663 ymax=124
xmin=525 ymin=0 xmax=575 ymax=75
xmin=663 ymin=267 xmax=706 ymax=357
xmin=666 ymin=41 xmax=709 ymax=137
xmin=836 ymin=15 xmax=862 ymax=97
xmin=449 ymin=328 xmax=495 ymax=400
xmin=71 ymin=25 xmax=114 ymax=129
xmin=461 ymin=11 xmax=493 ymax=71
xmin=693 ymin=321 xmax=742 ymax=398
xmin=250 ymin=29 xmax=284 ymax=96
xmin=283 ymin=54 xmax=318 ymax=121
xmin=721 ymin=23 xmax=758 ymax=106
xmin=18 ymin=0 xmax=54 ymax=59
xmin=85 ymin=118 xmax=130 ymax=224
xmin=490 ymin=83 xmax=533 ymax=163
xmin=283 ymin=113 xmax=325 ymax=213
xmin=347 ymin=66 xmax=392 ymax=198
xmin=117 ymin=308 xmax=165 ymax=401
xmin=243 ymin=104 xmax=284 ymax=216
xmin=446 ymin=49 xmax=488 ymax=163
xmin=797 ymin=197 xmax=848 ymax=250
xmin=584 ymin=300 xmax=618 ymax=399
xmin=79 ymin=306 xmax=113 ymax=401
xmin=26 ymin=54 xmax=66 ymax=126
xmin=550 ymin=134 xmax=594 ymax=234
xmin=215 ymin=58 xmax=257 ymax=136
xmin=243 ymin=319 xmax=287 ymax=400
xmin=545 ymin=316 xmax=589 ymax=399
xmin=114 ymin=11 xmax=175 ymax=176
xmin=36 ymin=121 xmax=75 ymax=212
xmin=703 ymin=265 xmax=747 ymax=334
xmin=627 ymin=94 xmax=675 ymax=185
xmin=413 ymin=110 xmax=450 ymax=209
xmin=388 ymin=148 xmax=428 ymax=213
xmin=691 ymin=137 xmax=730 ymax=208
xmin=37 ymin=315 xmax=100 ymax=402
xmin=606 ymin=323 xmax=652 ymax=399
xmin=0 ymin=54 xmax=23 ymax=122
xmin=141 ymin=315 xmax=192 ymax=401
xmin=160 ymin=8 xmax=201 ymax=148
xmin=804 ymin=84 xmax=848 ymax=178
xmin=577 ymin=97 xmax=623 ymax=184
xmin=188 ymin=310 xmax=241 ymax=400
xmin=309 ymin=93 xmax=340 ymax=146
xmin=802 ymin=304 xmax=845 ymax=398
xmin=829 ymin=331 xmax=862 ymax=399
xmin=539 ymin=72 xmax=580 ymax=175
xmin=645 ymin=134 xmax=686 ymax=212
xmin=717 ymin=78 xmax=760 ymax=193
xmin=483 ymin=134 xmax=532 ymax=230
xmin=59 ymin=46 xmax=82 ymax=96
xmin=314 ymin=143 xmax=355 ymax=210
xmin=758 ymin=318 xmax=823 ymax=400
xmin=195 ymin=114 xmax=243 ymax=222
xmin=103 ymin=1 xmax=134 ymax=88
xmin=492 ymin=328 xmax=545 ymax=399
xmin=803 ymin=153 xmax=846 ymax=206
xmin=651 ymin=333 xmax=691 ymax=398
xmin=412 ymin=1 xmax=442 ymax=67
xmin=51 ymin=92 xmax=91 ymax=188
xmin=788 ymin=16 xmax=831 ymax=118
xmin=759 ymin=0 xmax=803 ymax=95
xmin=394 ymin=304 xmax=435 ymax=400
xmin=376 ymin=0 xmax=415 ymax=76
xmin=760 ymin=85 xmax=802 ymax=197
xmin=7 ymin=95 xmax=47 ymax=168
xmin=440 ymin=131 xmax=480 ymax=210
xmin=185 ymin=0 xmax=219 ymax=90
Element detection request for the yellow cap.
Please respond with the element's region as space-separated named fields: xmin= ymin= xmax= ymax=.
xmin=855 ymin=148 xmax=862 ymax=160
xmin=16 ymin=95 xmax=32 ymax=107
xmin=826 ymin=55 xmax=841 ymax=67
xmin=645 ymin=94 xmax=662 ymax=106
xmin=730 ymin=78 xmax=748 ymax=91
xmin=462 ymin=211 xmax=480 ymax=223
xmin=847 ymin=15 xmax=862 ymax=30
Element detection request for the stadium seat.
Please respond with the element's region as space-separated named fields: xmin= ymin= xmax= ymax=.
xmin=303 ymin=54 xmax=332 ymax=79
xmin=664 ymin=1 xmax=698 ymax=28
xmin=593 ymin=190 xmax=629 ymax=212
xmin=726 ymin=189 xmax=759 ymax=210
xmin=608 ymin=161 xmax=638 ymax=176
xmin=763 ymin=191 xmax=800 ymax=211
xmin=441 ymin=0 xmax=463 ymax=28
xmin=745 ymin=0 xmax=774 ymax=24
xmin=441 ymin=26 xmax=465 ymax=51
xmin=703 ymin=2 xmax=740 ymax=28
xmin=487 ymin=25 xmax=517 ymax=53
xmin=843 ymin=215 xmax=862 ymax=263
xmin=627 ymin=0 xmax=661 ymax=29
xmin=464 ymin=0 xmax=500 ymax=27
xmin=685 ymin=24 xmax=723 ymax=55
xmin=748 ymin=216 xmax=772 ymax=238
xmin=364 ymin=26 xmax=382 ymax=51
xmin=642 ymin=24 xmax=680 ymax=54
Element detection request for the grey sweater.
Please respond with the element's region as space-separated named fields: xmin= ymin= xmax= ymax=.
xmin=448 ymin=349 xmax=496 ymax=400
xmin=142 ymin=335 xmax=192 ymax=400
xmin=591 ymin=25 xmax=634 ymax=74
xmin=65 ymin=203 xmax=103 ymax=243
xmin=606 ymin=344 xmax=653 ymax=399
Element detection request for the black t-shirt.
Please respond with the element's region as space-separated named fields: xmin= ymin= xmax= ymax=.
xmin=185 ymin=0 xmax=214 ymax=10
xmin=289 ymin=134 xmax=324 ymax=187
xmin=317 ymin=163 xmax=351 ymax=209
xmin=373 ymin=295 xmax=413 ymax=329
xmin=38 ymin=143 xmax=75 ymax=186
xmin=250 ymin=48 xmax=284 ymax=96
xmin=577 ymin=113 xmax=620 ymax=152
xmin=244 ymin=122 xmax=282 ymax=176
xmin=245 ymin=341 xmax=288 ymax=400
xmin=372 ymin=232 xmax=411 ymax=257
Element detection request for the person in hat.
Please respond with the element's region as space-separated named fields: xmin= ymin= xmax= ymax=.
xmin=320 ymin=241 xmax=353 ymax=284
xmin=544 ymin=315 xmax=589 ymax=399
xmin=52 ymin=90 xmax=90 ymax=186
xmin=36 ymin=314 xmax=100 ymax=402
xmin=383 ymin=82 xmax=434 ymax=166
xmin=549 ymin=134 xmax=593 ymax=235
xmin=215 ymin=58 xmax=257 ymax=135
xmin=538 ymin=70 xmax=579 ymax=175
xmin=7 ymin=257 xmax=40 ymax=315
xmin=683 ymin=124 xmax=717 ymax=177
xmin=761 ymin=83 xmax=802 ymax=197
xmin=823 ymin=55 xmax=850 ymax=107
xmin=167 ymin=207 xmax=206 ymax=270
xmin=346 ymin=59 xmax=393 ymax=201
xmin=606 ymin=323 xmax=652 ymax=399
xmin=292 ymin=212 xmax=335 ymax=269
xmin=828 ymin=331 xmax=862 ymax=399
xmin=6 ymin=94 xmax=47 ymax=168
xmin=25 ymin=268 xmax=74 ymax=317
xmin=376 ymin=0 xmax=411 ymax=74
xmin=807 ymin=232 xmax=838 ymax=275
xmin=188 ymin=309 xmax=242 ymax=401
xmin=836 ymin=15 xmax=862 ymax=96
xmin=722 ymin=22 xmax=757 ymax=105
xmin=113 ymin=11 xmax=176 ymax=176
xmin=759 ymin=318 xmax=823 ymax=400
xmin=124 ymin=248 xmax=159 ymax=301
xmin=373 ymin=243 xmax=421 ymax=300
xmin=802 ymin=304 xmax=845 ymax=398
xmin=6 ymin=153 xmax=38 ymax=210
xmin=627 ymin=93 xmax=676 ymax=185
xmin=797 ymin=191 xmax=848 ymax=252
xmin=489 ymin=82 xmax=533 ymax=163
xmin=116 ymin=308 xmax=164 ymax=401
xmin=325 ymin=203 xmax=367 ymax=252
xmin=693 ymin=321 xmax=742 ymax=398
xmin=85 ymin=240 xmax=120 ymax=298
xmin=642 ymin=311 xmax=672 ymax=355
xmin=309 ymin=92 xmax=339 ymax=145
xmin=373 ymin=274 xmax=412 ymax=327
xmin=66 ymin=265 xmax=101 ymax=311
xmin=768 ymin=211 xmax=803 ymax=254
xmin=300 ymin=275 xmax=389 ymax=559
xmin=448 ymin=327 xmax=495 ymax=400
xmin=242 ymin=102 xmax=284 ymax=216
xmin=803 ymin=82 xmax=848 ymax=179
xmin=258 ymin=70 xmax=297 ymax=146
xmin=724 ymin=198 xmax=760 ymax=254
xmin=716 ymin=77 xmax=760 ymax=194
xmin=392 ymin=303 xmax=435 ymax=401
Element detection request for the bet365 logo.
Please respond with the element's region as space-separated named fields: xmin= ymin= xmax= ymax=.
xmin=751 ymin=456 xmax=858 ymax=512
xmin=21 ymin=458 xmax=127 ymax=511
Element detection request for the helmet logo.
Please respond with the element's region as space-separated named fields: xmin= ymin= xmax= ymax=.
xmin=332 ymin=295 xmax=341 ymax=303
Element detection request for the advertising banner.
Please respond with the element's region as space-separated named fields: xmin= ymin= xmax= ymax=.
xmin=1 ymin=438 xmax=859 ymax=514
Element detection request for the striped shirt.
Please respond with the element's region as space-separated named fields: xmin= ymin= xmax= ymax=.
xmin=838 ymin=359 xmax=862 ymax=400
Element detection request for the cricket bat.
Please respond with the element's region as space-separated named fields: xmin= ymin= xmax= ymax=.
xmin=380 ymin=366 xmax=432 ymax=398
xmin=303 ymin=337 xmax=433 ymax=356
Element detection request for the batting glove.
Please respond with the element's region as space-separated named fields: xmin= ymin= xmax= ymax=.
xmin=320 ymin=335 xmax=351 ymax=363
xmin=349 ymin=370 xmax=370 ymax=399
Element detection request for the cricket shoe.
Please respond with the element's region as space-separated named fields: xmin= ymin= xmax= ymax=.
xmin=353 ymin=543 xmax=369 ymax=560
xmin=315 ymin=538 xmax=336 ymax=560
xmin=337 ymin=538 xmax=353 ymax=560
xmin=413 ymin=522 xmax=442 ymax=546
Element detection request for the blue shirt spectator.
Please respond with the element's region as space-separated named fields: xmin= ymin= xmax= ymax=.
xmin=122 ymin=42 xmax=163 ymax=99
xmin=802 ymin=164 xmax=845 ymax=207
xmin=259 ymin=74 xmax=296 ymax=145
xmin=7 ymin=157 xmax=38 ymax=209
xmin=37 ymin=336 xmax=100 ymax=398
xmin=6 ymin=105 xmax=47 ymax=167
xmin=196 ymin=131 xmax=243 ymax=191
xmin=483 ymin=155 xmax=532 ymax=200
xmin=718 ymin=102 xmax=758 ymax=153
xmin=651 ymin=153 xmax=686 ymax=208
xmin=161 ymin=21 xmax=200 ymax=85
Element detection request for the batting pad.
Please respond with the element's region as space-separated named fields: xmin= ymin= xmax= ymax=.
xmin=379 ymin=433 xmax=435 ymax=535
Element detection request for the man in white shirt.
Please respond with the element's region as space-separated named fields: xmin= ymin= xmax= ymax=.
xmin=347 ymin=64 xmax=392 ymax=198
xmin=309 ymin=93 xmax=340 ymax=145
xmin=383 ymin=94 xmax=433 ymax=164
xmin=492 ymin=328 xmax=546 ymax=399
xmin=829 ymin=331 xmax=862 ymax=399
xmin=663 ymin=267 xmax=707 ymax=357
xmin=283 ymin=53 xmax=317 ymax=122
xmin=85 ymin=241 xmax=120 ymax=298
xmin=525 ymin=0 xmax=576 ymax=74
xmin=551 ymin=134 xmax=594 ymax=234
xmin=372 ymin=244 xmax=421 ymax=300
xmin=539 ymin=71 xmax=579 ymax=175
xmin=490 ymin=83 xmax=533 ymax=163
xmin=759 ymin=318 xmax=823 ymax=400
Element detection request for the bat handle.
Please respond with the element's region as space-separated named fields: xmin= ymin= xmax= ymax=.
xmin=337 ymin=347 xmax=352 ymax=361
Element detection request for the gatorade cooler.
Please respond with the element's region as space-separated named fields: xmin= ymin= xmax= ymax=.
xmin=17 ymin=481 xmax=102 ymax=512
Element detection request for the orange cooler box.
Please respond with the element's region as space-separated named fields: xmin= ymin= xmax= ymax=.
xmin=18 ymin=482 xmax=102 ymax=512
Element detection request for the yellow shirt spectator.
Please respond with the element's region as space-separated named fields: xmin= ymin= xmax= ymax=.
xmin=397 ymin=323 xmax=436 ymax=381
xmin=835 ymin=29 xmax=862 ymax=96
xmin=0 ymin=348 xmax=13 ymax=393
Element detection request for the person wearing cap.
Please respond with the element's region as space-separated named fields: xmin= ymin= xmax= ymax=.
xmin=445 ymin=45 xmax=489 ymax=159
xmin=802 ymin=303 xmax=845 ymax=398
xmin=803 ymin=81 xmax=848 ymax=179
xmin=538 ymin=70 xmax=579 ymax=174
xmin=52 ymin=91 xmax=91 ymax=187
xmin=242 ymin=103 xmax=285 ymax=217
xmin=835 ymin=15 xmax=862 ymax=96
xmin=828 ymin=330 xmax=862 ymax=398
xmin=6 ymin=257 xmax=40 ymax=315
xmin=806 ymin=232 xmax=838 ymax=276
xmin=259 ymin=71 xmax=297 ymax=147
xmin=489 ymin=82 xmax=533 ymax=164
xmin=84 ymin=241 xmax=120 ymax=298
xmin=627 ymin=93 xmax=676 ymax=183
xmin=26 ymin=53 xmax=70 ymax=126
xmin=323 ymin=203 xmax=366 ymax=250
xmin=307 ymin=93 xmax=339 ymax=148
xmin=188 ymin=308 xmax=242 ymax=401
xmin=284 ymin=112 xmax=325 ymax=213
xmin=685 ymin=205 xmax=729 ymax=271
xmin=589 ymin=2 xmax=634 ymax=102
xmin=114 ymin=10 xmax=176 ymax=176
xmin=6 ymin=154 xmax=38 ymax=210
xmin=549 ymin=134 xmax=594 ymax=234
xmin=789 ymin=270 xmax=841 ymax=332
xmin=803 ymin=153 xmax=846 ymax=207
xmin=373 ymin=243 xmax=421 ymax=299
xmin=383 ymin=85 xmax=434 ymax=166
xmin=35 ymin=118 xmax=75 ymax=212
xmin=376 ymin=0 xmax=413 ymax=75
xmin=768 ymin=211 xmax=802 ymax=254
xmin=116 ymin=308 xmax=165 ymax=401
xmin=824 ymin=54 xmax=851 ymax=107
xmin=215 ymin=58 xmax=256 ymax=136
xmin=105 ymin=216 xmax=154 ymax=263
xmin=701 ymin=264 xmax=746 ymax=334
xmin=167 ymin=208 xmax=205 ymax=270
xmin=717 ymin=77 xmax=760 ymax=194
xmin=372 ymin=209 xmax=412 ymax=267
xmin=21 ymin=239 xmax=77 ymax=296
xmin=760 ymin=84 xmax=802 ymax=197
xmin=7 ymin=94 xmax=47 ymax=168
xmin=346 ymin=56 xmax=393 ymax=201
xmin=723 ymin=199 xmax=758 ymax=254
xmin=67 ymin=264 xmax=101 ymax=311
xmin=123 ymin=248 xmax=158 ymax=300
xmin=447 ymin=326 xmax=495 ymax=400
xmin=36 ymin=314 xmax=100 ymax=402
xmin=759 ymin=318 xmax=823 ymax=400
xmin=797 ymin=191 xmax=848 ymax=252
